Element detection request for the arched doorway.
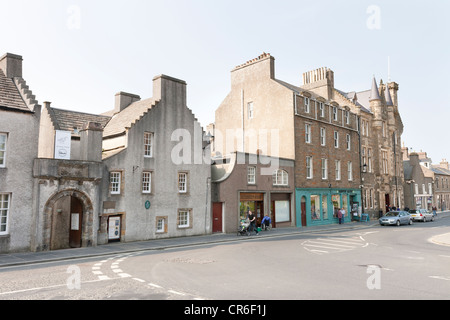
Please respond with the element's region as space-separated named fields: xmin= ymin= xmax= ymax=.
xmin=43 ymin=189 xmax=94 ymax=251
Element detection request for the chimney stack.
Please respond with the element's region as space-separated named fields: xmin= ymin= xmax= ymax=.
xmin=80 ymin=122 xmax=103 ymax=162
xmin=0 ymin=53 xmax=23 ymax=78
xmin=440 ymin=159 xmax=449 ymax=170
xmin=114 ymin=92 xmax=140 ymax=114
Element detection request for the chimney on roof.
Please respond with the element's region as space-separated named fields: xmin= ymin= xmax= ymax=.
xmin=0 ymin=53 xmax=23 ymax=78
xmin=440 ymin=159 xmax=449 ymax=170
xmin=114 ymin=91 xmax=140 ymax=114
xmin=79 ymin=122 xmax=103 ymax=162
xmin=301 ymin=67 xmax=334 ymax=100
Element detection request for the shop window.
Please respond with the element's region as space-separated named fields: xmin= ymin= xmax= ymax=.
xmin=322 ymin=195 xmax=328 ymax=220
xmin=311 ymin=195 xmax=320 ymax=220
xmin=275 ymin=200 xmax=290 ymax=223
xmin=332 ymin=194 xmax=340 ymax=218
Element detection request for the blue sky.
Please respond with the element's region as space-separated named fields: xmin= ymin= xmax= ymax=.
xmin=1 ymin=0 xmax=449 ymax=163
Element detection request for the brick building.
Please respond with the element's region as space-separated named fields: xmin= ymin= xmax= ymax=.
xmin=212 ymin=54 xmax=362 ymax=227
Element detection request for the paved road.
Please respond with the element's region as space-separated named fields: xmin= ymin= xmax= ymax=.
xmin=1 ymin=212 xmax=449 ymax=300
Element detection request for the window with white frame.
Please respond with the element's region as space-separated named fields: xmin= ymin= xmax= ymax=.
xmin=156 ymin=216 xmax=167 ymax=233
xmin=346 ymin=134 xmax=351 ymax=150
xmin=335 ymin=160 xmax=341 ymax=180
xmin=177 ymin=209 xmax=191 ymax=228
xmin=0 ymin=193 xmax=10 ymax=234
xmin=142 ymin=171 xmax=152 ymax=193
xmin=305 ymin=123 xmax=311 ymax=144
xmin=332 ymin=107 xmax=338 ymax=121
xmin=247 ymin=166 xmax=256 ymax=184
xmin=321 ymin=158 xmax=328 ymax=180
xmin=273 ymin=169 xmax=288 ymax=186
xmin=319 ymin=102 xmax=324 ymax=117
xmin=178 ymin=172 xmax=188 ymax=193
xmin=248 ymin=102 xmax=254 ymax=119
xmin=368 ymin=148 xmax=373 ymax=173
xmin=347 ymin=161 xmax=353 ymax=181
xmin=334 ymin=131 xmax=339 ymax=148
xmin=429 ymin=183 xmax=432 ymax=194
xmin=306 ymin=156 xmax=313 ymax=179
xmin=110 ymin=172 xmax=121 ymax=194
xmin=304 ymin=97 xmax=310 ymax=113
xmin=0 ymin=134 xmax=6 ymax=168
xmin=344 ymin=111 xmax=350 ymax=124
xmin=365 ymin=121 xmax=369 ymax=137
xmin=415 ymin=184 xmax=419 ymax=195
xmin=320 ymin=127 xmax=326 ymax=146
xmin=144 ymin=132 xmax=154 ymax=157
xmin=382 ymin=150 xmax=388 ymax=174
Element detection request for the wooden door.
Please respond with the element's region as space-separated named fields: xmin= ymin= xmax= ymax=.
xmin=212 ymin=202 xmax=223 ymax=233
xmin=301 ymin=196 xmax=307 ymax=227
xmin=69 ymin=196 xmax=83 ymax=248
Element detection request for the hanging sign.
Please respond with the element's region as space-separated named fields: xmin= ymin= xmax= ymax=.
xmin=54 ymin=130 xmax=71 ymax=160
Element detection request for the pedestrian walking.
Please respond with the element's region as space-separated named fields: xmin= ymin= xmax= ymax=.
xmin=337 ymin=208 xmax=343 ymax=224
xmin=247 ymin=210 xmax=259 ymax=235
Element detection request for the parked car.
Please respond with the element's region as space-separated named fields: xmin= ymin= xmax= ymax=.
xmin=409 ymin=209 xmax=434 ymax=222
xmin=379 ymin=211 xmax=413 ymax=226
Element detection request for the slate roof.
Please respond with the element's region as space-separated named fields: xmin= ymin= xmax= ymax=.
xmin=50 ymin=107 xmax=111 ymax=137
xmin=0 ymin=69 xmax=30 ymax=113
xmin=103 ymin=98 xmax=156 ymax=137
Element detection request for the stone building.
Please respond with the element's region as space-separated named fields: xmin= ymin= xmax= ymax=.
xmin=431 ymin=159 xmax=450 ymax=211
xmin=0 ymin=52 xmax=211 ymax=253
xmin=212 ymin=53 xmax=362 ymax=227
xmin=0 ymin=53 xmax=41 ymax=252
xmin=403 ymin=150 xmax=435 ymax=211
xmin=307 ymin=68 xmax=405 ymax=218
xmin=98 ymin=75 xmax=211 ymax=244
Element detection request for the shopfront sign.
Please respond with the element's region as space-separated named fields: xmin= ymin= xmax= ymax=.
xmin=240 ymin=193 xmax=264 ymax=202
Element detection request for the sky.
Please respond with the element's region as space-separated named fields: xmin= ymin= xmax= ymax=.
xmin=1 ymin=0 xmax=449 ymax=163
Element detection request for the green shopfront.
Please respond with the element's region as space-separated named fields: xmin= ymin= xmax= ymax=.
xmin=295 ymin=188 xmax=362 ymax=227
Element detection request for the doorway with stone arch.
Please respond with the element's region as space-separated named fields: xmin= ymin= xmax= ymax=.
xmin=43 ymin=189 xmax=94 ymax=250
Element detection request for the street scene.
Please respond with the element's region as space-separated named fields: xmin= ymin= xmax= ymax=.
xmin=1 ymin=1 xmax=450 ymax=307
xmin=1 ymin=212 xmax=450 ymax=301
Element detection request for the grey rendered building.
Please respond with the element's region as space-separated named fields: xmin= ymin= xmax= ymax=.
xmin=0 ymin=53 xmax=42 ymax=252
xmin=0 ymin=52 xmax=211 ymax=253
xmin=99 ymin=75 xmax=212 ymax=244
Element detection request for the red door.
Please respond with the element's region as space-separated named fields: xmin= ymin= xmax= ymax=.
xmin=301 ymin=196 xmax=307 ymax=227
xmin=212 ymin=202 xmax=223 ymax=233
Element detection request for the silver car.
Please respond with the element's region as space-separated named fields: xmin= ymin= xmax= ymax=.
xmin=379 ymin=211 xmax=413 ymax=226
xmin=409 ymin=209 xmax=434 ymax=222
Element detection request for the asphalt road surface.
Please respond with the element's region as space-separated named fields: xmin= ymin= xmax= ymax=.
xmin=1 ymin=216 xmax=450 ymax=300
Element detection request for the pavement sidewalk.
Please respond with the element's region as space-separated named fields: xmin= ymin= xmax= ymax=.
xmin=1 ymin=212 xmax=449 ymax=268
